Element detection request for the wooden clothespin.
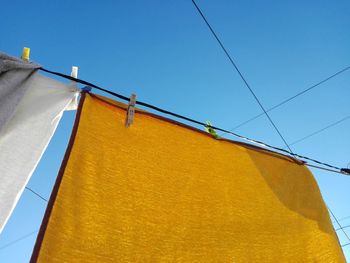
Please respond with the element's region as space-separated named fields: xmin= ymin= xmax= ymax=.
xmin=125 ymin=94 xmax=136 ymax=127
xmin=21 ymin=47 xmax=30 ymax=61
xmin=71 ymin=66 xmax=79 ymax=79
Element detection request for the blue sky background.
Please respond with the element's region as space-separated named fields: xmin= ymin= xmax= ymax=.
xmin=1 ymin=0 xmax=350 ymax=262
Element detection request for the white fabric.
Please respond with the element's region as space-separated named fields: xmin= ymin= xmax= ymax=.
xmin=0 ymin=73 xmax=79 ymax=233
xmin=0 ymin=52 xmax=40 ymax=131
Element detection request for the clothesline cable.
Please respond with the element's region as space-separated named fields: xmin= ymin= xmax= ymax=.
xmin=40 ymin=68 xmax=130 ymax=102
xmin=39 ymin=67 xmax=350 ymax=176
xmin=306 ymin=164 xmax=349 ymax=175
xmin=230 ymin=65 xmax=350 ymax=131
xmin=190 ymin=0 xmax=293 ymax=153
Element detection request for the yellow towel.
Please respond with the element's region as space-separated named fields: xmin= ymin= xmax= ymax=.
xmin=32 ymin=93 xmax=345 ymax=262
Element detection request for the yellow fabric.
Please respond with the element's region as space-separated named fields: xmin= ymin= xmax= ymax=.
xmin=36 ymin=93 xmax=345 ymax=262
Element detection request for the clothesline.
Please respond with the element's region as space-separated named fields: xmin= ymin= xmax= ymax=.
xmin=39 ymin=67 xmax=350 ymax=176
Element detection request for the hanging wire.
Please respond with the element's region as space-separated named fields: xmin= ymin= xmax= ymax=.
xmin=286 ymin=115 xmax=350 ymax=147
xmin=39 ymin=67 xmax=349 ymax=176
xmin=25 ymin=187 xmax=47 ymax=202
xmin=306 ymin=164 xmax=347 ymax=175
xmin=328 ymin=207 xmax=350 ymax=243
xmin=339 ymin=215 xmax=350 ymax=222
xmin=336 ymin=224 xmax=350 ymax=231
xmin=332 ymin=215 xmax=350 ymax=225
xmin=230 ymin=66 xmax=350 ymax=131
xmin=190 ymin=0 xmax=293 ymax=153
xmin=0 ymin=230 xmax=38 ymax=251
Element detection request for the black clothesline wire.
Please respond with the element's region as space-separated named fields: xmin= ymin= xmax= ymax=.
xmin=39 ymin=67 xmax=350 ymax=176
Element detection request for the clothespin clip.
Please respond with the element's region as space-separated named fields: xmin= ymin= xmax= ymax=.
xmin=71 ymin=66 xmax=79 ymax=79
xmin=341 ymin=168 xmax=350 ymax=175
xmin=125 ymin=94 xmax=136 ymax=127
xmin=81 ymin=86 xmax=92 ymax=92
xmin=205 ymin=121 xmax=220 ymax=139
xmin=21 ymin=47 xmax=30 ymax=61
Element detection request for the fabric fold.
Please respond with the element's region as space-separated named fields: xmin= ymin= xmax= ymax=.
xmin=0 ymin=70 xmax=78 ymax=233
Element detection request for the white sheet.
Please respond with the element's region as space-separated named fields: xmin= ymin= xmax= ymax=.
xmin=0 ymin=73 xmax=79 ymax=233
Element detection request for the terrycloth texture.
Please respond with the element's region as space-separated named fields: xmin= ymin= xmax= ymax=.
xmin=0 ymin=52 xmax=40 ymax=131
xmin=0 ymin=73 xmax=78 ymax=233
xmin=34 ymin=93 xmax=345 ymax=263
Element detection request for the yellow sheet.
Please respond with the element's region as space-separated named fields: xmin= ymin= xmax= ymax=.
xmin=33 ymin=93 xmax=345 ymax=262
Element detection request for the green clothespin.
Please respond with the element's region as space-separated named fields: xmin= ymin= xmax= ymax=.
xmin=205 ymin=121 xmax=219 ymax=139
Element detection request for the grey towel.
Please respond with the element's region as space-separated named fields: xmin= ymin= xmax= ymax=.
xmin=0 ymin=52 xmax=41 ymax=131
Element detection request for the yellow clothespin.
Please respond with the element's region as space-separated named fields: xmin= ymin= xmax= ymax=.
xmin=125 ymin=94 xmax=136 ymax=127
xmin=21 ymin=47 xmax=30 ymax=61
xmin=71 ymin=66 xmax=79 ymax=79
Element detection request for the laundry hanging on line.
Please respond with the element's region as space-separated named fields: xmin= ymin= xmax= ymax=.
xmin=31 ymin=92 xmax=345 ymax=262
xmin=0 ymin=52 xmax=40 ymax=131
xmin=0 ymin=53 xmax=79 ymax=233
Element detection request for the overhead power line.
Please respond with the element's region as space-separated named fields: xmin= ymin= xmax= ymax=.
xmin=39 ymin=67 xmax=350 ymax=176
xmin=338 ymin=215 xmax=350 ymax=223
xmin=336 ymin=224 xmax=350 ymax=231
xmin=231 ymin=66 xmax=350 ymax=131
xmin=287 ymin=115 xmax=350 ymax=147
xmin=0 ymin=230 xmax=38 ymax=251
xmin=190 ymin=0 xmax=293 ymax=153
xmin=25 ymin=187 xmax=48 ymax=202
xmin=331 ymin=214 xmax=350 ymax=226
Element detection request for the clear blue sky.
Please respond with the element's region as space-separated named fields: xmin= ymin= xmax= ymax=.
xmin=1 ymin=0 xmax=350 ymax=262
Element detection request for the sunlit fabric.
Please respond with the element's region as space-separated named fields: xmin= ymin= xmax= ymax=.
xmin=0 ymin=52 xmax=40 ymax=131
xmin=33 ymin=93 xmax=345 ymax=262
xmin=0 ymin=73 xmax=78 ymax=233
